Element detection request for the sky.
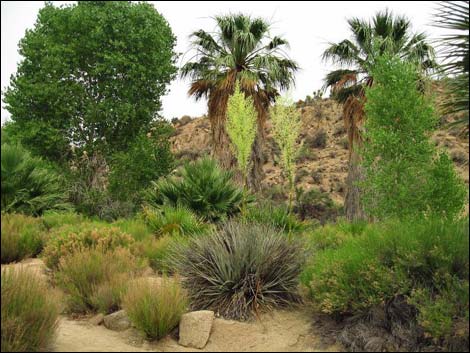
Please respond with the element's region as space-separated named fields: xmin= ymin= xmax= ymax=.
xmin=1 ymin=1 xmax=446 ymax=124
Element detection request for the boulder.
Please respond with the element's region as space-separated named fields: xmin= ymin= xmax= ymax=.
xmin=178 ymin=310 xmax=214 ymax=349
xmin=103 ymin=310 xmax=131 ymax=331
xmin=89 ymin=313 xmax=104 ymax=326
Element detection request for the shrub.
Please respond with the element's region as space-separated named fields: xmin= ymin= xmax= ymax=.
xmin=1 ymin=143 xmax=70 ymax=216
xmin=306 ymin=129 xmax=328 ymax=149
xmin=294 ymin=188 xmax=341 ymax=224
xmin=142 ymin=205 xmax=208 ymax=237
xmin=302 ymin=218 xmax=469 ymax=344
xmin=1 ymin=268 xmax=59 ymax=352
xmin=111 ymin=218 xmax=153 ymax=242
xmin=174 ymin=221 xmax=305 ymax=320
xmin=1 ymin=213 xmax=46 ymax=264
xmin=144 ymin=158 xmax=244 ymax=221
xmin=122 ymin=277 xmax=188 ymax=340
xmin=42 ymin=225 xmax=134 ymax=269
xmin=56 ymin=247 xmax=144 ymax=313
xmin=41 ymin=210 xmax=85 ymax=230
xmin=242 ymin=203 xmax=312 ymax=234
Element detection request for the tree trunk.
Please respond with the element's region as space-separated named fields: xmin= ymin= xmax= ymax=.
xmin=344 ymin=149 xmax=366 ymax=221
xmin=248 ymin=129 xmax=264 ymax=191
xmin=208 ymin=91 xmax=234 ymax=169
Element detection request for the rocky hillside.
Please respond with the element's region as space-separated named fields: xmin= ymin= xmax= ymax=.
xmin=170 ymin=99 xmax=469 ymax=207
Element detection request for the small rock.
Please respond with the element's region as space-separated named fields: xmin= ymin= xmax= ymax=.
xmin=89 ymin=313 xmax=104 ymax=326
xmin=103 ymin=310 xmax=131 ymax=331
xmin=178 ymin=310 xmax=215 ymax=349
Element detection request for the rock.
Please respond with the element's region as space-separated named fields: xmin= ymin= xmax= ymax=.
xmin=89 ymin=313 xmax=104 ymax=326
xmin=179 ymin=115 xmax=192 ymax=126
xmin=178 ymin=310 xmax=215 ymax=349
xmin=103 ymin=310 xmax=131 ymax=331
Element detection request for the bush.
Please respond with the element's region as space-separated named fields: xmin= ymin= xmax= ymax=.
xmin=111 ymin=217 xmax=153 ymax=242
xmin=122 ymin=277 xmax=188 ymax=340
xmin=302 ymin=218 xmax=469 ymax=344
xmin=174 ymin=221 xmax=305 ymax=320
xmin=144 ymin=158 xmax=244 ymax=221
xmin=1 ymin=143 xmax=70 ymax=216
xmin=306 ymin=129 xmax=328 ymax=149
xmin=242 ymin=203 xmax=312 ymax=234
xmin=1 ymin=213 xmax=46 ymax=264
xmin=56 ymin=247 xmax=145 ymax=313
xmin=142 ymin=205 xmax=209 ymax=237
xmin=294 ymin=188 xmax=341 ymax=224
xmin=41 ymin=210 xmax=85 ymax=230
xmin=42 ymin=225 xmax=134 ymax=269
xmin=1 ymin=268 xmax=59 ymax=352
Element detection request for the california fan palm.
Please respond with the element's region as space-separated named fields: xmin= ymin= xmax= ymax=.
xmin=322 ymin=10 xmax=435 ymax=220
xmin=181 ymin=14 xmax=298 ymax=190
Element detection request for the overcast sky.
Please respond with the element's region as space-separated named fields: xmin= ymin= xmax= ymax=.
xmin=1 ymin=1 xmax=445 ymax=124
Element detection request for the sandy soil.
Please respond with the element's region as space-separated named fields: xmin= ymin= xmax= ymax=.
xmin=50 ymin=310 xmax=342 ymax=352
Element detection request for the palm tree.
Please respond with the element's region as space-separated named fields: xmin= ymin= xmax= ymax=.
xmin=434 ymin=1 xmax=469 ymax=126
xmin=181 ymin=14 xmax=298 ymax=190
xmin=322 ymin=10 xmax=435 ymax=221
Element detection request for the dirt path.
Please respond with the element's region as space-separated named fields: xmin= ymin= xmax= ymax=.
xmin=50 ymin=310 xmax=341 ymax=352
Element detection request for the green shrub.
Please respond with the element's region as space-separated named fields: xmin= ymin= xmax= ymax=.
xmin=1 ymin=213 xmax=46 ymax=264
xmin=111 ymin=218 xmax=153 ymax=242
xmin=41 ymin=210 xmax=85 ymax=230
xmin=142 ymin=205 xmax=209 ymax=237
xmin=242 ymin=203 xmax=312 ymax=234
xmin=122 ymin=277 xmax=188 ymax=340
xmin=1 ymin=268 xmax=59 ymax=352
xmin=42 ymin=225 xmax=134 ymax=269
xmin=174 ymin=221 xmax=305 ymax=320
xmin=56 ymin=247 xmax=145 ymax=313
xmin=1 ymin=143 xmax=70 ymax=216
xmin=294 ymin=188 xmax=341 ymax=224
xmin=144 ymin=157 xmax=244 ymax=221
xmin=302 ymin=218 xmax=469 ymax=343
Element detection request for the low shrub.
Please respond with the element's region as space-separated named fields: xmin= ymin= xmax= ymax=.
xmin=242 ymin=203 xmax=312 ymax=234
xmin=142 ymin=205 xmax=208 ymax=237
xmin=42 ymin=225 xmax=134 ymax=269
xmin=1 ymin=213 xmax=46 ymax=264
xmin=41 ymin=210 xmax=85 ymax=230
xmin=112 ymin=218 xmax=153 ymax=242
xmin=174 ymin=221 xmax=305 ymax=320
xmin=56 ymin=247 xmax=145 ymax=313
xmin=294 ymin=188 xmax=341 ymax=224
xmin=306 ymin=128 xmax=328 ymax=149
xmin=1 ymin=268 xmax=60 ymax=352
xmin=144 ymin=157 xmax=244 ymax=221
xmin=122 ymin=277 xmax=188 ymax=340
xmin=302 ymin=218 xmax=469 ymax=346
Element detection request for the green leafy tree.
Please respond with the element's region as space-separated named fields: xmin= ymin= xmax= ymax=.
xmin=322 ymin=10 xmax=435 ymax=221
xmin=226 ymin=82 xmax=257 ymax=188
xmin=3 ymin=1 xmax=177 ymax=162
xmin=181 ymin=14 xmax=298 ymax=190
xmin=361 ymin=55 xmax=466 ymax=220
xmin=269 ymin=96 xmax=303 ymax=212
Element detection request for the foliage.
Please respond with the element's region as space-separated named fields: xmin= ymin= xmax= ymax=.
xmin=56 ymin=247 xmax=144 ymax=313
xmin=144 ymin=158 xmax=245 ymax=221
xmin=1 ymin=143 xmax=70 ymax=215
xmin=294 ymin=188 xmax=342 ymax=224
xmin=123 ymin=277 xmax=188 ymax=340
xmin=174 ymin=221 xmax=305 ymax=320
xmin=226 ymin=81 xmax=258 ymax=186
xmin=242 ymin=202 xmax=311 ymax=234
xmin=302 ymin=217 xmax=469 ymax=343
xmin=41 ymin=210 xmax=85 ymax=230
xmin=42 ymin=225 xmax=134 ymax=269
xmin=111 ymin=218 xmax=153 ymax=242
xmin=269 ymin=96 xmax=303 ymax=210
xmin=361 ymin=55 xmax=466 ymax=219
xmin=142 ymin=205 xmax=208 ymax=237
xmin=108 ymin=122 xmax=174 ymax=203
xmin=3 ymin=1 xmax=177 ymax=161
xmin=1 ymin=268 xmax=60 ymax=352
xmin=434 ymin=1 xmax=469 ymax=125
xmin=1 ymin=213 xmax=46 ymax=264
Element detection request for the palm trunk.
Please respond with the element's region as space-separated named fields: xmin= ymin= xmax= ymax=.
xmin=344 ymin=149 xmax=366 ymax=221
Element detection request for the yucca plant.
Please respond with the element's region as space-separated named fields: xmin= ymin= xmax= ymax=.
xmin=145 ymin=158 xmax=245 ymax=221
xmin=173 ymin=221 xmax=305 ymax=320
xmin=141 ymin=205 xmax=208 ymax=237
xmin=1 ymin=143 xmax=70 ymax=215
xmin=434 ymin=1 xmax=469 ymax=126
